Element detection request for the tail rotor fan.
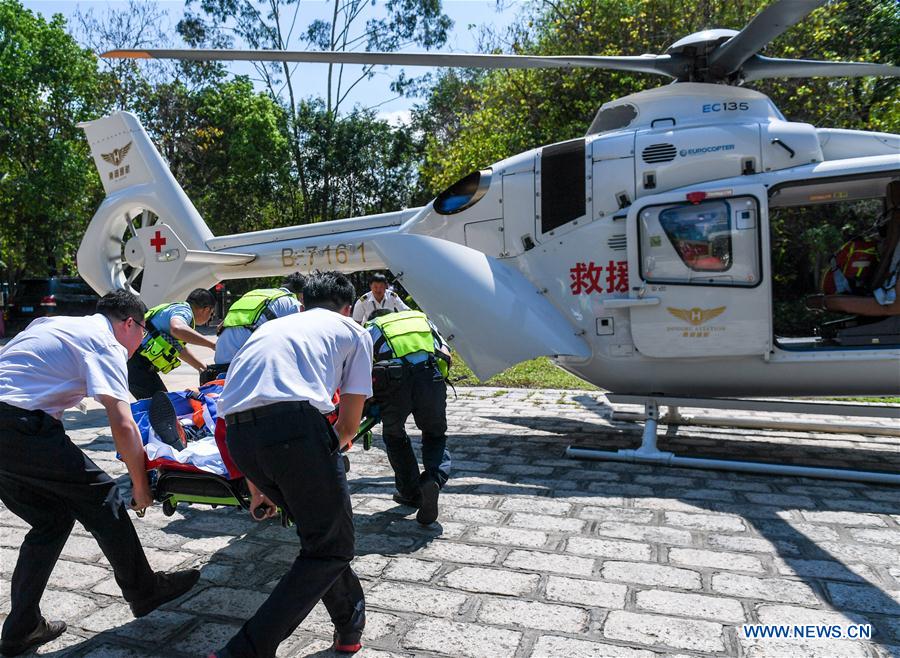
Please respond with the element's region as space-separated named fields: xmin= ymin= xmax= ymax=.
xmin=115 ymin=209 xmax=157 ymax=294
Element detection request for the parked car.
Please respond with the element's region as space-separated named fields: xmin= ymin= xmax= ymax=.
xmin=6 ymin=276 xmax=100 ymax=332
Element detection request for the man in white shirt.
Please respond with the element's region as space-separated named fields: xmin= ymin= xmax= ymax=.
xmin=213 ymin=272 xmax=373 ymax=658
xmin=0 ymin=290 xmax=200 ymax=657
xmin=351 ymin=272 xmax=409 ymax=324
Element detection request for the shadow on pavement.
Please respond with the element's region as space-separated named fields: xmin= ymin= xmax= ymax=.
xmin=474 ymin=407 xmax=900 ymax=653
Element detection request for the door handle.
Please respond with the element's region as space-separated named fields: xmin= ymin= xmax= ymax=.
xmin=601 ymin=297 xmax=660 ymax=308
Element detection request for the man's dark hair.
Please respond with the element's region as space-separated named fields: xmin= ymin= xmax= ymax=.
xmin=187 ymin=288 xmax=216 ymax=309
xmin=303 ymin=271 xmax=355 ymax=312
xmin=281 ymin=272 xmax=306 ymax=295
xmin=96 ymin=289 xmax=147 ymax=324
xmin=369 ymin=308 xmax=395 ymax=320
xmin=369 ymin=273 xmax=388 ymax=286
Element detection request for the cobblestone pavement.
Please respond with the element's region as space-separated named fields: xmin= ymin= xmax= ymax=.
xmin=1 ymin=371 xmax=899 ymax=657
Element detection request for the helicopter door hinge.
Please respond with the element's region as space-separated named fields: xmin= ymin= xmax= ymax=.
xmin=643 ymin=172 xmax=656 ymax=190
xmin=741 ymin=158 xmax=756 ymax=175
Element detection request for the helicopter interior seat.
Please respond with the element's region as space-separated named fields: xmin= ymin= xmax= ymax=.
xmin=823 ymin=181 xmax=900 ymax=346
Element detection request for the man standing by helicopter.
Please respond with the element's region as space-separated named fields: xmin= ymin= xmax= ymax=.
xmin=367 ymin=308 xmax=451 ymax=526
xmin=352 ymin=273 xmax=409 ymax=324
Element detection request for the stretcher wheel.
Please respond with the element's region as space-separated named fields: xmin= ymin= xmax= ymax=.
xmin=342 ymin=454 xmax=350 ymax=472
xmin=162 ymin=499 xmax=177 ymax=516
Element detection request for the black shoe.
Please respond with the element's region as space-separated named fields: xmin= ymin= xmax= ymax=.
xmin=392 ymin=492 xmax=421 ymax=508
xmin=130 ymin=569 xmax=200 ymax=618
xmin=333 ymin=631 xmax=362 ymax=654
xmin=0 ymin=618 xmax=66 ymax=657
xmin=416 ymin=480 xmax=440 ymax=525
xmin=149 ymin=391 xmax=186 ymax=450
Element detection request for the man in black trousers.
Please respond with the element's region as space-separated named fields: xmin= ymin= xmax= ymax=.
xmin=213 ymin=271 xmax=373 ymax=657
xmin=0 ymin=290 xmax=199 ymax=657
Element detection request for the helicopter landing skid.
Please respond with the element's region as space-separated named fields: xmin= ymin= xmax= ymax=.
xmin=566 ymin=395 xmax=900 ymax=485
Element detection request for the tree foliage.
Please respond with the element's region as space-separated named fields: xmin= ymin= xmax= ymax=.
xmin=166 ymin=78 xmax=295 ymax=237
xmin=177 ymin=0 xmax=451 ymax=222
xmin=296 ymin=101 xmax=422 ymax=220
xmin=0 ymin=0 xmax=105 ymax=279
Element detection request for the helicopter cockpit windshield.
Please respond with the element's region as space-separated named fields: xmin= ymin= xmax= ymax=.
xmin=433 ymin=169 xmax=492 ymax=215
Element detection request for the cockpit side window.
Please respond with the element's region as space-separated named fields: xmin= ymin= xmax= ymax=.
xmin=658 ymin=201 xmax=733 ymax=272
xmin=434 ymin=169 xmax=492 ymax=215
xmin=639 ymin=196 xmax=761 ymax=287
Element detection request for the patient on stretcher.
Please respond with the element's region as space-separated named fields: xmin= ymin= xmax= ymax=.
xmin=125 ymin=384 xmax=379 ymax=518
xmin=131 ymin=382 xmax=234 ymax=477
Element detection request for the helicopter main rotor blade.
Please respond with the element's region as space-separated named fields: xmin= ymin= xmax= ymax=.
xmin=742 ymin=56 xmax=900 ymax=81
xmin=709 ymin=0 xmax=826 ymax=77
xmin=103 ymin=48 xmax=679 ymax=77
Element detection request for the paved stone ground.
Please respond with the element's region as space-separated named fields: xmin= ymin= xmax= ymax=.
xmin=1 ymin=360 xmax=899 ymax=657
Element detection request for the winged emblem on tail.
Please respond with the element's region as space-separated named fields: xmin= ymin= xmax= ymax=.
xmin=100 ymin=141 xmax=132 ymax=166
xmin=667 ymin=306 xmax=726 ymax=326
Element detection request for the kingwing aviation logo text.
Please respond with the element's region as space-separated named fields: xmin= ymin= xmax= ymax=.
xmin=101 ymin=141 xmax=133 ymax=181
xmin=667 ymin=306 xmax=726 ymax=326
xmin=666 ymin=306 xmax=727 ymax=338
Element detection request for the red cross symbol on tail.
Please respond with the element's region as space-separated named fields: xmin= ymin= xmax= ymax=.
xmin=150 ymin=230 xmax=166 ymax=253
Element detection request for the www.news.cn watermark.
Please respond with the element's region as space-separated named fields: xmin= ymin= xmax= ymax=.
xmin=742 ymin=624 xmax=873 ymax=640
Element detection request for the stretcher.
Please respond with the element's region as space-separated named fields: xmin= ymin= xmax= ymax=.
xmin=129 ymin=382 xmax=379 ymax=525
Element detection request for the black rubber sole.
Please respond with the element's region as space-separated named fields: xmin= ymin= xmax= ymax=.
xmin=130 ymin=569 xmax=201 ymax=618
xmin=148 ymin=391 xmax=185 ymax=450
xmin=0 ymin=620 xmax=66 ymax=657
xmin=392 ymin=492 xmax=421 ymax=508
xmin=416 ymin=480 xmax=440 ymax=525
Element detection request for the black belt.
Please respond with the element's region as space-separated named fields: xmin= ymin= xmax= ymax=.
xmin=224 ymin=400 xmax=314 ymax=426
xmin=0 ymin=401 xmax=45 ymax=417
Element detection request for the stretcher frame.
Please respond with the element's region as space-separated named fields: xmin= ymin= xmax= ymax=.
xmin=151 ymin=413 xmax=380 ymax=524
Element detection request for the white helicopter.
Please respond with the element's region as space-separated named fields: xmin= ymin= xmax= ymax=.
xmin=78 ymin=0 xmax=900 ymax=482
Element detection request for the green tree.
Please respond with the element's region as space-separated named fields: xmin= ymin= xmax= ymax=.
xmin=296 ymin=101 xmax=421 ymax=220
xmin=177 ymin=0 xmax=452 ymax=223
xmin=181 ymin=78 xmax=295 ymax=237
xmin=0 ymin=0 xmax=105 ymax=280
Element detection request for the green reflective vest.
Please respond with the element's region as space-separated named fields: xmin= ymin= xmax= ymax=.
xmin=138 ymin=303 xmax=194 ymax=374
xmin=368 ymin=310 xmax=449 ymax=378
xmin=222 ymin=288 xmax=292 ymax=330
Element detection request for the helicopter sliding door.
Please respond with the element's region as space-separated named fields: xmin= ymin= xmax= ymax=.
xmin=624 ymin=185 xmax=771 ymax=358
